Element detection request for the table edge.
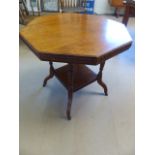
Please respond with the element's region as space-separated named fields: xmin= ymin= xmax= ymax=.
xmin=20 ymin=34 xmax=132 ymax=65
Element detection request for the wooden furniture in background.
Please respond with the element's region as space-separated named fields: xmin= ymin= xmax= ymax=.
xmin=20 ymin=13 xmax=132 ymax=120
xmin=109 ymin=0 xmax=125 ymax=17
xmin=59 ymin=0 xmax=86 ymax=13
xmin=41 ymin=0 xmax=59 ymax=12
xmin=19 ymin=0 xmax=29 ymax=24
xmin=19 ymin=0 xmax=40 ymax=25
xmin=122 ymin=0 xmax=135 ymax=25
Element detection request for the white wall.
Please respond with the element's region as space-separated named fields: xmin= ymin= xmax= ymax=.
xmin=94 ymin=0 xmax=114 ymax=14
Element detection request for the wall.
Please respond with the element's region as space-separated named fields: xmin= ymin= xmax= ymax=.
xmin=94 ymin=0 xmax=114 ymax=14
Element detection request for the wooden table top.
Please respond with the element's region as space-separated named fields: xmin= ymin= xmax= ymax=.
xmin=20 ymin=13 xmax=132 ymax=65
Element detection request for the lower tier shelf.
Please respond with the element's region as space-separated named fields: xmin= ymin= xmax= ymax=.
xmin=55 ymin=64 xmax=97 ymax=92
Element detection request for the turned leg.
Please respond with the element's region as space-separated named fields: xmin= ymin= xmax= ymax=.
xmin=66 ymin=64 xmax=74 ymax=120
xmin=43 ymin=62 xmax=55 ymax=87
xmin=97 ymin=61 xmax=108 ymax=96
xmin=122 ymin=5 xmax=130 ymax=26
xmin=114 ymin=8 xmax=119 ymax=18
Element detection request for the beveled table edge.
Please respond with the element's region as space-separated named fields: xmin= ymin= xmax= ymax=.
xmin=19 ymin=33 xmax=132 ymax=65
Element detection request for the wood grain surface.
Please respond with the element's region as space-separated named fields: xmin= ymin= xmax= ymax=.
xmin=20 ymin=13 xmax=132 ymax=65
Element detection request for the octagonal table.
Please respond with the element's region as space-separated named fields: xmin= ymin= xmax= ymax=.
xmin=20 ymin=13 xmax=132 ymax=120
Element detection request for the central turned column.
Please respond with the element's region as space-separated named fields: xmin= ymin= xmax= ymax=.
xmin=43 ymin=62 xmax=108 ymax=120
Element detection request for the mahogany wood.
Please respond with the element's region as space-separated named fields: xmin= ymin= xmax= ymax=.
xmin=97 ymin=62 xmax=108 ymax=96
xmin=20 ymin=14 xmax=132 ymax=120
xmin=108 ymin=0 xmax=125 ymax=17
xmin=122 ymin=0 xmax=135 ymax=25
xmin=66 ymin=64 xmax=74 ymax=120
xmin=20 ymin=13 xmax=132 ymax=65
xmin=43 ymin=62 xmax=108 ymax=120
xmin=55 ymin=64 xmax=97 ymax=92
xmin=43 ymin=62 xmax=55 ymax=87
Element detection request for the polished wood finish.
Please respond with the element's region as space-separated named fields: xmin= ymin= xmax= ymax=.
xmin=55 ymin=64 xmax=97 ymax=92
xmin=43 ymin=61 xmax=55 ymax=87
xmin=122 ymin=0 xmax=135 ymax=25
xmin=20 ymin=14 xmax=132 ymax=120
xmin=97 ymin=62 xmax=108 ymax=96
xmin=109 ymin=0 xmax=124 ymax=7
xmin=108 ymin=0 xmax=125 ymax=17
xmin=42 ymin=63 xmax=107 ymax=119
xmin=20 ymin=13 xmax=132 ymax=65
xmin=66 ymin=64 xmax=74 ymax=120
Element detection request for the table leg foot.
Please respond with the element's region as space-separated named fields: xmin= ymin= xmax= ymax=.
xmin=97 ymin=80 xmax=108 ymax=96
xmin=43 ymin=75 xmax=54 ymax=87
xmin=122 ymin=4 xmax=131 ymax=26
xmin=66 ymin=108 xmax=71 ymax=121
xmin=66 ymin=64 xmax=74 ymax=120
xmin=43 ymin=62 xmax=55 ymax=87
xmin=97 ymin=61 xmax=108 ymax=96
xmin=67 ymin=113 xmax=71 ymax=120
xmin=114 ymin=8 xmax=119 ymax=18
xmin=66 ymin=88 xmax=73 ymax=120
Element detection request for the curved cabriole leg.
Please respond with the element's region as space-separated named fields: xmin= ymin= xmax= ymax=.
xmin=97 ymin=61 xmax=108 ymax=96
xmin=43 ymin=62 xmax=55 ymax=87
xmin=66 ymin=64 xmax=74 ymax=120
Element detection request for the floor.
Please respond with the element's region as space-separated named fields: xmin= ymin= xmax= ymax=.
xmin=19 ymin=15 xmax=135 ymax=155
